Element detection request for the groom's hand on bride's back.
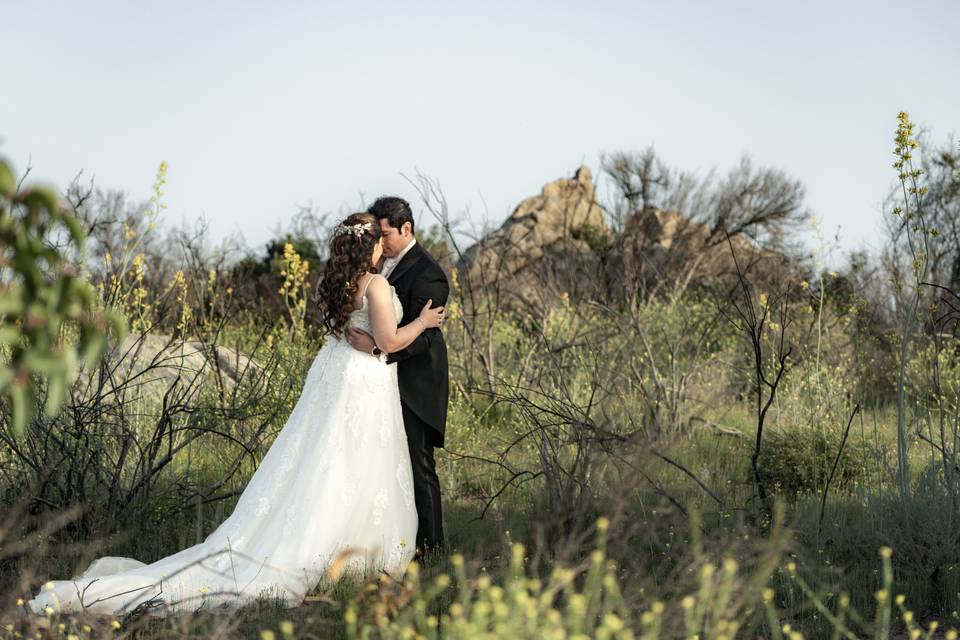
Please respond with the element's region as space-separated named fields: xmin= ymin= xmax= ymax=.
xmin=346 ymin=327 xmax=376 ymax=354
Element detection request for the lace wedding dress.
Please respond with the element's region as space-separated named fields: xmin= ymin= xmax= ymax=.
xmin=28 ymin=280 xmax=417 ymax=616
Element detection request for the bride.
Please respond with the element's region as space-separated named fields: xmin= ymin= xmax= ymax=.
xmin=27 ymin=212 xmax=445 ymax=616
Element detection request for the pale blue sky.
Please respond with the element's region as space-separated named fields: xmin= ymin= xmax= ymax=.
xmin=3 ymin=1 xmax=957 ymax=261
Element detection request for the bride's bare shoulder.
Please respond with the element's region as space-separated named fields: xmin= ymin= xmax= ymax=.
xmin=364 ymin=273 xmax=391 ymax=298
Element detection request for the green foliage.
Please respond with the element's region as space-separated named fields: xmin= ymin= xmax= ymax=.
xmin=760 ymin=426 xmax=876 ymax=497
xmin=268 ymin=235 xmax=320 ymax=272
xmin=416 ymin=224 xmax=451 ymax=264
xmin=276 ymin=242 xmax=311 ymax=334
xmin=0 ymin=157 xmax=126 ymax=436
xmin=260 ymin=234 xmax=321 ymax=279
xmin=573 ymin=221 xmax=614 ymax=257
xmin=5 ymin=113 xmax=960 ymax=638
xmin=345 ymin=517 xmax=948 ymax=640
xmin=346 ymin=522 xmax=639 ymax=639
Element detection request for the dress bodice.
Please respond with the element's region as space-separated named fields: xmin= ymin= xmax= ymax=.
xmin=348 ymin=279 xmax=403 ymax=335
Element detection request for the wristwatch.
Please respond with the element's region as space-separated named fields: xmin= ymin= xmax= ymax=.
xmin=370 ymin=345 xmax=387 ymax=363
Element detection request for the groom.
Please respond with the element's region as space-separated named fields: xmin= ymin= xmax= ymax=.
xmin=346 ymin=196 xmax=449 ymax=557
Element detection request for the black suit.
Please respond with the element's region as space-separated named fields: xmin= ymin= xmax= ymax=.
xmin=385 ymin=241 xmax=448 ymax=551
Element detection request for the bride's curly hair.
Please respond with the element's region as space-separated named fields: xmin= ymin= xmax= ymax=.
xmin=315 ymin=212 xmax=381 ymax=337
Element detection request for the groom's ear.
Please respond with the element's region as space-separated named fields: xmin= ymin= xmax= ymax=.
xmin=401 ymin=221 xmax=413 ymax=237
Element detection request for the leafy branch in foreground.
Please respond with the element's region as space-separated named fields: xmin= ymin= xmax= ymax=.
xmin=0 ymin=157 xmax=126 ymax=436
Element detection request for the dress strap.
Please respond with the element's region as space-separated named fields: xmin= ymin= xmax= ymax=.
xmin=358 ymin=273 xmax=381 ymax=302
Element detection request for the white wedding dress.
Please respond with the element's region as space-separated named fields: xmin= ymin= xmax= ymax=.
xmin=28 ymin=280 xmax=417 ymax=616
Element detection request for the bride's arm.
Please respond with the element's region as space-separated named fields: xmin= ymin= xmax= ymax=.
xmin=367 ymin=275 xmax=444 ymax=353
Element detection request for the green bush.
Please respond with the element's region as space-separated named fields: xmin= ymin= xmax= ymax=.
xmin=761 ymin=425 xmax=879 ymax=497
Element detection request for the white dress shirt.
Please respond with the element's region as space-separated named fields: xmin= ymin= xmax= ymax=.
xmin=380 ymin=237 xmax=417 ymax=279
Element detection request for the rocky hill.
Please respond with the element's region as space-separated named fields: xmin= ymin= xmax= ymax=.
xmin=457 ymin=166 xmax=778 ymax=309
xmin=457 ymin=166 xmax=608 ymax=308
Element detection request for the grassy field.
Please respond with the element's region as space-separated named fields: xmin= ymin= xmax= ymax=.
xmin=3 ymin=117 xmax=960 ymax=637
xmin=2 ymin=287 xmax=957 ymax=639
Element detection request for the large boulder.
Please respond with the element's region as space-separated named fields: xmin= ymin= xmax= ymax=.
xmin=457 ymin=165 xmax=785 ymax=310
xmin=74 ymin=333 xmax=262 ymax=401
xmin=458 ymin=166 xmax=611 ymax=308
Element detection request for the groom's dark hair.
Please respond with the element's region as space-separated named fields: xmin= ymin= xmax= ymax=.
xmin=368 ymin=196 xmax=415 ymax=234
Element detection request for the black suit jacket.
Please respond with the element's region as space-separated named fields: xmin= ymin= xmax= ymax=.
xmin=386 ymin=242 xmax=450 ymax=446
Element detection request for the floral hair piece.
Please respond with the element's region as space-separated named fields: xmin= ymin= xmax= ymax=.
xmin=333 ymin=221 xmax=374 ymax=238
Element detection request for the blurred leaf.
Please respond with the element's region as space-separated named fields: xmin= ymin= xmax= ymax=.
xmin=82 ymin=332 xmax=106 ymax=370
xmin=0 ymin=159 xmax=14 ymax=196
xmin=0 ymin=326 xmax=22 ymax=344
xmin=105 ymin=308 xmax=129 ymax=343
xmin=61 ymin=213 xmax=86 ymax=248
xmin=22 ymin=187 xmax=59 ymax=217
xmin=24 ymin=350 xmax=68 ymax=374
xmin=0 ymin=291 xmax=24 ymax=315
xmin=52 ymin=278 xmax=71 ymax=314
xmin=44 ymin=374 xmax=65 ymax=418
xmin=62 ymin=346 xmax=78 ymax=375
xmin=10 ymin=381 xmax=28 ymax=438
xmin=71 ymin=279 xmax=95 ymax=306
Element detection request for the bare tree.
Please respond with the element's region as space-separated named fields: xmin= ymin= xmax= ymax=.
xmin=716 ymin=236 xmax=793 ymax=508
xmin=602 ymin=147 xmax=809 ymax=249
xmin=600 ymin=148 xmax=799 ymax=305
xmin=602 ymin=147 xmax=677 ymax=227
xmin=705 ymin=156 xmax=809 ymax=249
xmin=920 ymin=135 xmax=960 ymax=291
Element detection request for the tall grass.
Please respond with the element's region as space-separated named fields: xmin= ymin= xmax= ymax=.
xmin=1 ymin=113 xmax=959 ymax=637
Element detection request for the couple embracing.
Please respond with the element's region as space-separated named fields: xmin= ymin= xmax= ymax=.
xmin=29 ymin=197 xmax=450 ymax=616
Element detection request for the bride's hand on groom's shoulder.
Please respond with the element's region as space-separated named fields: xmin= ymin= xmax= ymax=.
xmin=419 ymin=299 xmax=445 ymax=330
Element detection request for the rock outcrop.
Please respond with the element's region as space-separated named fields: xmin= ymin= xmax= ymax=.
xmin=610 ymin=207 xmax=777 ymax=299
xmin=457 ymin=165 xmax=786 ymax=309
xmin=76 ymin=333 xmax=262 ymax=400
xmin=457 ymin=166 xmax=611 ymax=308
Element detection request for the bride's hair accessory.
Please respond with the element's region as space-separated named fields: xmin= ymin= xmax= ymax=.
xmin=317 ymin=212 xmax=380 ymax=337
xmin=333 ymin=221 xmax=373 ymax=238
